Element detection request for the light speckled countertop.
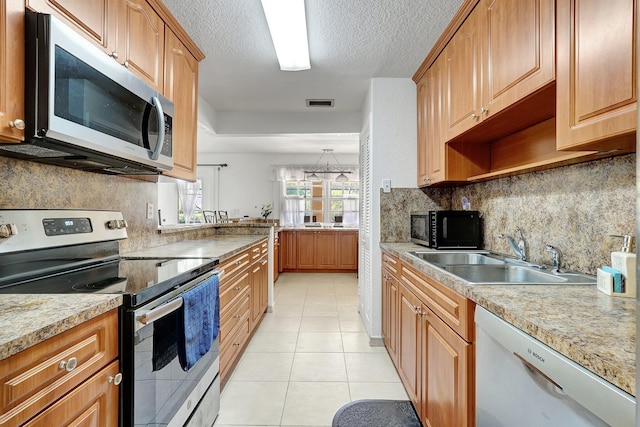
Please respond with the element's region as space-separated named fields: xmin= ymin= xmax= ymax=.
xmin=0 ymin=235 xmax=267 ymax=362
xmin=123 ymin=235 xmax=268 ymax=261
xmin=381 ymin=242 xmax=636 ymax=396
xmin=0 ymin=294 xmax=122 ymax=361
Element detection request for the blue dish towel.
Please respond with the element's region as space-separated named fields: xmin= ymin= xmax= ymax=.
xmin=178 ymin=274 xmax=220 ymax=371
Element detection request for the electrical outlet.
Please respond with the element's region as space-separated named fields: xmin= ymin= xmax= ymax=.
xmin=382 ymin=179 xmax=391 ymax=193
xmin=146 ymin=203 xmax=154 ymax=220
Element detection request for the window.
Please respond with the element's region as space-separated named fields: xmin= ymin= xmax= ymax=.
xmin=177 ymin=179 xmax=203 ymax=224
xmin=282 ymin=179 xmax=359 ymax=226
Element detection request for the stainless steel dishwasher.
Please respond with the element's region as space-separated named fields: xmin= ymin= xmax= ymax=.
xmin=475 ymin=307 xmax=635 ymax=427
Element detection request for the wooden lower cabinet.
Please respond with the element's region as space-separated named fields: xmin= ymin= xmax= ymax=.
xmin=397 ymin=282 xmax=422 ymax=407
xmin=383 ymin=251 xmax=475 ymax=427
xmin=219 ymin=239 xmax=269 ymax=385
xmin=282 ymin=230 xmax=358 ymax=272
xmin=422 ymin=308 xmax=473 ymax=427
xmin=250 ymin=254 xmax=268 ymax=329
xmin=23 ymin=361 xmax=120 ymax=427
xmin=381 ymin=266 xmax=399 ymax=365
xmin=0 ymin=309 xmax=120 ymax=427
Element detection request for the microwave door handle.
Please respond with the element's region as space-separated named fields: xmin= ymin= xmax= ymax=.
xmin=148 ymin=96 xmax=165 ymax=160
xmin=442 ymin=217 xmax=447 ymax=239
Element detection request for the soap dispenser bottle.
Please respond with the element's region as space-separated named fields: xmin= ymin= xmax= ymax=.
xmin=611 ymin=234 xmax=636 ymax=295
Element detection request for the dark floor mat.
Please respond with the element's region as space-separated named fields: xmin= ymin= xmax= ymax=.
xmin=332 ymin=399 xmax=421 ymax=427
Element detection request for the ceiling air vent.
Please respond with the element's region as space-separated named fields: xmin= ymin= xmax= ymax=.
xmin=306 ymin=99 xmax=334 ymax=108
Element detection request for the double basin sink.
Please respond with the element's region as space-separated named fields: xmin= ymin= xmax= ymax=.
xmin=409 ymin=251 xmax=596 ymax=285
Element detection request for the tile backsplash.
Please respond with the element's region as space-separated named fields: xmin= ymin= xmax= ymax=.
xmin=381 ymin=154 xmax=636 ymax=274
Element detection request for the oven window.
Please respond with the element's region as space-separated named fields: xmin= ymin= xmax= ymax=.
xmin=133 ymin=309 xmax=218 ymax=425
xmin=53 ymin=46 xmax=160 ymax=149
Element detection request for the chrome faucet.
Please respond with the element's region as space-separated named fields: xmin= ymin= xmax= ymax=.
xmin=545 ymin=245 xmax=562 ymax=273
xmin=499 ymin=228 xmax=527 ymax=261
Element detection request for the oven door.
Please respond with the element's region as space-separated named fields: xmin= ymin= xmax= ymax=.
xmin=121 ymin=274 xmax=220 ymax=426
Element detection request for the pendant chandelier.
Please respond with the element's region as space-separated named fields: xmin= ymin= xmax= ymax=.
xmin=304 ymin=149 xmax=351 ymax=182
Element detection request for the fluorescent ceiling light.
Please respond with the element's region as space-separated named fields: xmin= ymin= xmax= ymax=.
xmin=261 ymin=0 xmax=310 ymax=71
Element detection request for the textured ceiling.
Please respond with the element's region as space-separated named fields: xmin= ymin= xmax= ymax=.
xmin=161 ymin=0 xmax=463 ymax=153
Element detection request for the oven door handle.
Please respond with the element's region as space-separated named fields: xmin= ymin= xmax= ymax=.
xmin=137 ymin=297 xmax=183 ymax=325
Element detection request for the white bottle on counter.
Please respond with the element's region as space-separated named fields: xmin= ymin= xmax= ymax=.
xmin=611 ymin=235 xmax=636 ymax=298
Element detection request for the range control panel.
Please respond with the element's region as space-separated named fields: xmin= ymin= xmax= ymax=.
xmin=0 ymin=210 xmax=127 ymax=253
xmin=43 ymin=217 xmax=93 ymax=236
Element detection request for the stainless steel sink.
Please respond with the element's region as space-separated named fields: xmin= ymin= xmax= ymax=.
xmin=410 ymin=251 xmax=505 ymax=266
xmin=441 ymin=264 xmax=567 ymax=284
xmin=409 ymin=251 xmax=596 ymax=285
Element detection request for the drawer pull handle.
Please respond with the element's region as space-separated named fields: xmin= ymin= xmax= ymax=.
xmin=261 ymin=259 xmax=268 ymax=265
xmin=59 ymin=357 xmax=78 ymax=372
xmin=235 ymin=314 xmax=241 ymax=319
xmin=235 ymin=286 xmax=242 ymax=291
xmin=108 ymin=373 xmax=123 ymax=386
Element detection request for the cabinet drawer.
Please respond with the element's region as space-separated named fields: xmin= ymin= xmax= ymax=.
xmin=220 ymin=288 xmax=250 ymax=342
xmin=401 ymin=263 xmax=474 ymax=341
xmin=250 ymin=245 xmax=262 ymax=261
xmin=220 ymin=309 xmax=251 ymax=381
xmin=382 ymin=252 xmax=400 ymax=277
xmin=219 ymin=251 xmax=251 ymax=285
xmin=22 ymin=361 xmax=120 ymax=427
xmin=219 ymin=271 xmax=250 ymax=315
xmin=0 ymin=309 xmax=118 ymax=426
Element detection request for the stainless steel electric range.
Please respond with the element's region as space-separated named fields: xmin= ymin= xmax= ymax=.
xmin=0 ymin=210 xmax=221 ymax=426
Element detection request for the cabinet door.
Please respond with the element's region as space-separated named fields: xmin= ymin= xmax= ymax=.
xmin=483 ymin=0 xmax=555 ymax=117
xmin=23 ymin=361 xmax=120 ymax=427
xmin=416 ymin=75 xmax=430 ymax=186
xmin=281 ymin=231 xmax=297 ymax=270
xmin=556 ymin=0 xmax=637 ymax=151
xmin=316 ymin=231 xmax=337 ymax=269
xmin=422 ymin=309 xmax=473 ymax=427
xmin=163 ymin=28 xmax=199 ymax=181
xmin=444 ymin=5 xmax=485 ymax=141
xmin=382 ymin=270 xmax=399 ymax=365
xmin=0 ymin=0 xmax=25 ymax=143
xmin=250 ymin=260 xmax=263 ymax=330
xmin=296 ymin=231 xmax=317 ymax=269
xmin=117 ymin=0 xmax=164 ymax=91
xmin=337 ymin=231 xmax=358 ymax=270
xmin=397 ymin=283 xmax=422 ymax=411
xmin=426 ymin=56 xmax=446 ymax=184
xmin=26 ymin=0 xmax=116 ymax=54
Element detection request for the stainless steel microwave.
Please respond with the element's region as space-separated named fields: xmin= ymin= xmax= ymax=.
xmin=411 ymin=211 xmax=482 ymax=249
xmin=0 ymin=12 xmax=173 ymax=175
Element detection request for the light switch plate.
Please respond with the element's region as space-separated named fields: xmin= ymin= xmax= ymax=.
xmin=382 ymin=179 xmax=391 ymax=193
xmin=146 ymin=203 xmax=154 ymax=219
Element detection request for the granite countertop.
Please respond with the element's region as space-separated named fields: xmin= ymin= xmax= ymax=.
xmin=123 ymin=235 xmax=268 ymax=261
xmin=278 ymin=225 xmax=359 ymax=231
xmin=0 ymin=294 xmax=122 ymax=361
xmin=381 ymin=242 xmax=636 ymax=396
xmin=158 ymin=222 xmax=275 ymax=234
xmin=0 ymin=235 xmax=268 ymax=362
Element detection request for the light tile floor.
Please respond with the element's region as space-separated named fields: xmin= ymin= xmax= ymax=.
xmin=213 ymin=272 xmax=408 ymax=427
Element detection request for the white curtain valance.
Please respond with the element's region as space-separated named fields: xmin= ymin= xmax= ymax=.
xmin=273 ymin=164 xmax=359 ymax=182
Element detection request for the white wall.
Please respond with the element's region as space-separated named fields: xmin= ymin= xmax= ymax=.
xmin=360 ymin=78 xmax=417 ymax=339
xmin=196 ymin=152 xmax=359 ymax=220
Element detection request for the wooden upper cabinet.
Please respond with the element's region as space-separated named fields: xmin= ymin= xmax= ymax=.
xmin=556 ymin=0 xmax=637 ymax=152
xmin=0 ymin=0 xmax=25 ymax=143
xmin=118 ymin=0 xmax=164 ymax=91
xmin=163 ymin=28 xmax=199 ymax=181
xmin=417 ymin=57 xmax=446 ymax=187
xmin=444 ymin=5 xmax=485 ymax=141
xmin=444 ymin=0 xmax=556 ymax=142
xmin=26 ymin=0 xmax=117 ymax=53
xmin=483 ymin=0 xmax=555 ymax=116
xmin=416 ymin=76 xmax=430 ymax=187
